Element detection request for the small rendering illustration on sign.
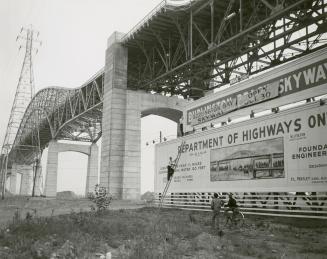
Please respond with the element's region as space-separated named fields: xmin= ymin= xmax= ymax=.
xmin=210 ymin=138 xmax=284 ymax=181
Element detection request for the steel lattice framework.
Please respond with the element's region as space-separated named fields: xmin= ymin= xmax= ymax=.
xmin=123 ymin=0 xmax=327 ymax=99
xmin=9 ymin=70 xmax=104 ymax=165
xmin=4 ymin=0 xmax=327 ymax=168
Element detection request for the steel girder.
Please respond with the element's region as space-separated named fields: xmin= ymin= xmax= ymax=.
xmin=9 ymin=70 xmax=104 ymax=165
xmin=8 ymin=0 xmax=327 ymax=165
xmin=123 ymin=0 xmax=327 ymax=99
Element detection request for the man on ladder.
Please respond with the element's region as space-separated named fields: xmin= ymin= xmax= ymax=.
xmin=160 ymin=141 xmax=185 ymax=207
xmin=167 ymin=156 xmax=176 ymax=181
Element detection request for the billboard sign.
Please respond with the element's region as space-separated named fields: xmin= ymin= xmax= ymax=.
xmin=187 ymin=58 xmax=327 ymax=126
xmin=156 ymin=103 xmax=327 ymax=193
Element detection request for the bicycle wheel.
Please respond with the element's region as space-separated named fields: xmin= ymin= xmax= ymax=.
xmin=224 ymin=211 xmax=233 ymax=227
xmin=233 ymin=211 xmax=245 ymax=227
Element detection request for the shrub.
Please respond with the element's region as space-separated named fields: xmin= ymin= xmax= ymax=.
xmin=87 ymin=184 xmax=112 ymax=211
xmin=141 ymin=191 xmax=155 ymax=204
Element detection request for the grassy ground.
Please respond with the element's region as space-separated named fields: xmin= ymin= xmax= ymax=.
xmin=0 ymin=196 xmax=145 ymax=227
xmin=0 ymin=199 xmax=326 ymax=258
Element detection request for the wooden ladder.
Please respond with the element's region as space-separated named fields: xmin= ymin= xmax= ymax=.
xmin=159 ymin=141 xmax=185 ymax=208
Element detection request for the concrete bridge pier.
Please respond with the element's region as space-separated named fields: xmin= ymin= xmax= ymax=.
xmin=19 ymin=165 xmax=34 ymax=195
xmin=44 ymin=140 xmax=99 ymax=197
xmin=85 ymin=143 xmax=99 ymax=195
xmin=9 ymin=164 xmax=39 ymax=195
xmin=6 ymin=164 xmax=33 ymax=195
xmin=100 ymin=32 xmax=138 ymax=200
xmin=9 ymin=167 xmax=17 ymax=194
xmin=33 ymin=165 xmax=43 ymax=196
xmin=7 ymin=164 xmax=34 ymax=195
xmin=44 ymin=140 xmax=59 ymax=197
xmin=100 ymin=32 xmax=187 ymax=200
xmin=8 ymin=163 xmax=43 ymax=196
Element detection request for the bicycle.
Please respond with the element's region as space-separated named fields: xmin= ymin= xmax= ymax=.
xmin=224 ymin=207 xmax=245 ymax=228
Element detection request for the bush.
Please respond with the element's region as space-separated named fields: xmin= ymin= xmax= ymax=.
xmin=87 ymin=185 xmax=112 ymax=211
xmin=141 ymin=191 xmax=155 ymax=204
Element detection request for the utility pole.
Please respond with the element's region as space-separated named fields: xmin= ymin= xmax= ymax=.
xmin=0 ymin=25 xmax=41 ymax=199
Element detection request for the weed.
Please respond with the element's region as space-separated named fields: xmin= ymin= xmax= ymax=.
xmin=300 ymin=246 xmax=327 ymax=254
xmin=87 ymin=184 xmax=112 ymax=211
xmin=25 ymin=211 xmax=33 ymax=221
xmin=13 ymin=208 xmax=21 ymax=224
xmin=0 ymin=206 xmax=326 ymax=258
xmin=255 ymin=220 xmax=265 ymax=228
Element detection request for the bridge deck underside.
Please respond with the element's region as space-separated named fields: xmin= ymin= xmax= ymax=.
xmin=124 ymin=0 xmax=327 ymax=99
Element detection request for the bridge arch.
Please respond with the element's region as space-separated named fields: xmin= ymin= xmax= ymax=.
xmin=55 ymin=143 xmax=90 ymax=156
xmin=139 ymin=91 xmax=185 ymax=136
xmin=9 ymin=86 xmax=71 ymax=166
xmin=139 ymin=91 xmax=185 ymax=122
xmin=44 ymin=141 xmax=98 ymax=197
xmin=57 ymin=151 xmax=88 ymax=195
xmin=141 ymin=107 xmax=182 ymax=123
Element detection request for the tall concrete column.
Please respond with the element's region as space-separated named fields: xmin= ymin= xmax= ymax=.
xmin=9 ymin=165 xmax=18 ymax=194
xmin=85 ymin=143 xmax=99 ymax=195
xmin=5 ymin=172 xmax=11 ymax=193
xmin=123 ymin=91 xmax=141 ymax=199
xmin=100 ymin=31 xmax=141 ymax=199
xmin=20 ymin=165 xmax=33 ymax=195
xmin=44 ymin=140 xmax=59 ymax=197
xmin=33 ymin=165 xmax=42 ymax=196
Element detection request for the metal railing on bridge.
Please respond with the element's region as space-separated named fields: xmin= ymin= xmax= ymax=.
xmin=121 ymin=0 xmax=197 ymax=42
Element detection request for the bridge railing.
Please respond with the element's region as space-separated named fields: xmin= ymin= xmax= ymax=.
xmin=154 ymin=192 xmax=327 ymax=219
xmin=122 ymin=0 xmax=197 ymax=42
xmin=121 ymin=0 xmax=167 ymax=42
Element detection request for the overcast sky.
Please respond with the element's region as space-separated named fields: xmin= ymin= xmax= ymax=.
xmin=0 ymin=0 xmax=177 ymax=195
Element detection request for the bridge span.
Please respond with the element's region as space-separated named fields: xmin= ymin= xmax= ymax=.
xmin=2 ymin=0 xmax=327 ymax=199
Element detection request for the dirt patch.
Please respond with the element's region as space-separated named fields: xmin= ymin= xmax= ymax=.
xmin=56 ymin=191 xmax=78 ymax=199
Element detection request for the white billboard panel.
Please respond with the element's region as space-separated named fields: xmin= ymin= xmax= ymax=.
xmin=155 ymin=102 xmax=327 ymax=193
xmin=184 ymin=48 xmax=327 ymax=131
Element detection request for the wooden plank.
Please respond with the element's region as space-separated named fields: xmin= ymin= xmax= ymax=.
xmin=156 ymin=194 xmax=327 ymax=199
xmin=155 ymin=198 xmax=327 ymax=204
xmin=157 ymin=205 xmax=327 ymax=219
xmin=156 ymin=200 xmax=327 ymax=209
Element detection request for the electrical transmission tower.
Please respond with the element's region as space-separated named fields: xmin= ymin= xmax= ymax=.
xmin=0 ymin=26 xmax=41 ymax=199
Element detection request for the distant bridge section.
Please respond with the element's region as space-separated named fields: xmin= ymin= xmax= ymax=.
xmin=9 ymin=70 xmax=104 ymax=165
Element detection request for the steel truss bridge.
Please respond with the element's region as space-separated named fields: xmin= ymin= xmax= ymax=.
xmin=5 ymin=0 xmax=327 ymax=166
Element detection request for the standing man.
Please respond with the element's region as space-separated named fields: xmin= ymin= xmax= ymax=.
xmin=211 ymin=193 xmax=224 ymax=229
xmin=226 ymin=193 xmax=238 ymax=212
